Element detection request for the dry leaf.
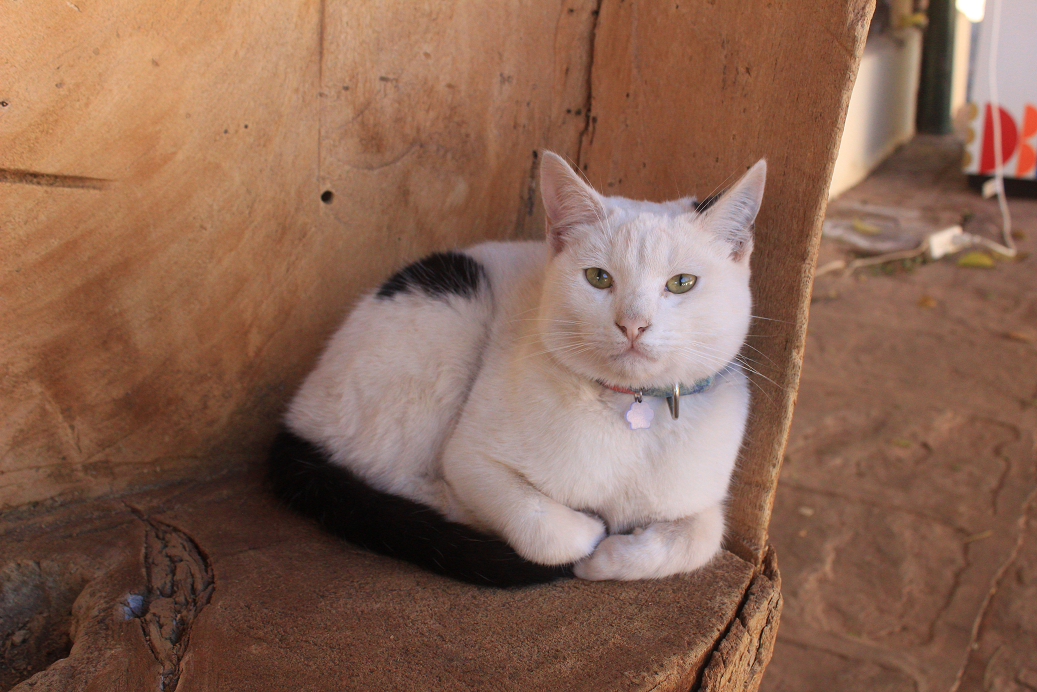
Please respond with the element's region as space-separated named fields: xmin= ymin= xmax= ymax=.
xmin=956 ymin=251 xmax=995 ymax=268
xmin=851 ymin=218 xmax=882 ymax=235
xmin=1006 ymin=329 xmax=1036 ymax=343
xmin=917 ymin=295 xmax=937 ymax=308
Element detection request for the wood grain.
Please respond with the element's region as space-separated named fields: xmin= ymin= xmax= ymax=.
xmin=0 ymin=0 xmax=874 ymax=579
xmin=1 ymin=0 xmax=872 ymax=687
xmin=0 ymin=0 xmax=323 ymax=507
xmin=579 ymin=0 xmax=876 ymax=560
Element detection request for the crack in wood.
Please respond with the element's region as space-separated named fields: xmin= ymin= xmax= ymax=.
xmin=0 ymin=168 xmax=110 ymax=190
xmin=129 ymin=511 xmax=215 ymax=691
xmin=0 ymin=560 xmax=87 ymax=690
xmin=698 ymin=547 xmax=782 ymax=691
xmin=575 ymin=0 xmax=603 ymax=170
xmin=524 ymin=150 xmax=538 ymax=218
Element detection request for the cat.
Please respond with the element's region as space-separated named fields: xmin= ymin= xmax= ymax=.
xmin=268 ymin=151 xmax=766 ymax=587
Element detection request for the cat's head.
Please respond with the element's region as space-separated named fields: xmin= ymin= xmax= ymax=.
xmin=537 ymin=151 xmax=765 ymax=390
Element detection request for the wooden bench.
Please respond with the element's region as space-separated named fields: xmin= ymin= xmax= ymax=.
xmin=0 ymin=1 xmax=872 ymax=688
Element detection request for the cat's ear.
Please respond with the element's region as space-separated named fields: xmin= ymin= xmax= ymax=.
xmin=699 ymin=159 xmax=766 ymax=262
xmin=539 ymin=151 xmax=605 ymax=254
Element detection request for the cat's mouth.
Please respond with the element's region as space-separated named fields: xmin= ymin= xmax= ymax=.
xmin=612 ymin=342 xmax=656 ymax=363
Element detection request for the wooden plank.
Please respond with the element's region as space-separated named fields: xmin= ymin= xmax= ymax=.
xmin=700 ymin=548 xmax=783 ymax=691
xmin=317 ymin=0 xmax=597 ymax=284
xmin=0 ymin=473 xmax=756 ymax=691
xmin=0 ymin=0 xmax=604 ymax=511
xmin=0 ymin=0 xmax=874 ymax=578
xmin=0 ymin=1 xmax=874 ymax=687
xmin=0 ymin=0 xmax=322 ymax=508
xmin=580 ymin=0 xmax=875 ymax=560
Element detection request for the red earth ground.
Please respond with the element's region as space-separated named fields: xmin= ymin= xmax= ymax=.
xmin=761 ymin=135 xmax=1037 ymax=692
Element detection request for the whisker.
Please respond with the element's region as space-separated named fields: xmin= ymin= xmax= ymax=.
xmin=749 ymin=314 xmax=794 ymax=324
xmin=739 ymin=342 xmax=780 ymax=368
xmin=735 ymin=358 xmax=787 ymax=393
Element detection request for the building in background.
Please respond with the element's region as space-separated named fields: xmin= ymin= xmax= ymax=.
xmin=961 ymin=0 xmax=1037 ymax=191
xmin=828 ymin=0 xmax=1017 ymax=197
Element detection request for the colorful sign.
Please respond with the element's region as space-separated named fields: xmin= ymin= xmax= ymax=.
xmin=963 ymin=0 xmax=1037 ymax=181
xmin=965 ymin=102 xmax=1037 ymax=178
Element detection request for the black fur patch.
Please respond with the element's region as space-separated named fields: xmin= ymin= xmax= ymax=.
xmin=266 ymin=429 xmax=573 ymax=588
xmin=693 ymin=189 xmax=725 ymax=214
xmin=376 ymin=251 xmax=485 ymax=300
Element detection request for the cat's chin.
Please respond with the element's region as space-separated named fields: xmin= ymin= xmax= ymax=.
xmin=592 ymin=359 xmax=667 ymax=390
xmin=612 ymin=343 xmax=665 ymax=367
xmin=552 ymin=354 xmax=655 ymax=391
xmin=609 ymin=351 xmax=656 ymax=373
xmin=595 ymin=353 xmax=729 ymax=391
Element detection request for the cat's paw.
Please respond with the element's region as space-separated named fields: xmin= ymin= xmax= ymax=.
xmin=572 ymin=515 xmax=723 ymax=581
xmin=572 ymin=529 xmax=665 ymax=581
xmin=515 ymin=504 xmax=607 ymax=565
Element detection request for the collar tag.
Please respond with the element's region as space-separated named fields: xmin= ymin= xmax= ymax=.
xmin=625 ymin=400 xmax=654 ymax=430
xmin=605 ymin=364 xmax=731 ymax=430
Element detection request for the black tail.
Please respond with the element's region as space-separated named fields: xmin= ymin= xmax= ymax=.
xmin=266 ymin=429 xmax=573 ymax=588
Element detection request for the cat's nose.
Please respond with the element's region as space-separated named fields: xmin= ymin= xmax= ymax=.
xmin=615 ymin=319 xmax=650 ymax=342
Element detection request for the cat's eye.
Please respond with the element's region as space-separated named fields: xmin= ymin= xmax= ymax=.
xmin=666 ymin=273 xmax=698 ymax=294
xmin=585 ymin=267 xmax=613 ymax=289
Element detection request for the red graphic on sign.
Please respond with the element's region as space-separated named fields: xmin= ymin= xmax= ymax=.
xmin=979 ymin=103 xmax=1019 ymax=175
xmin=1015 ymin=104 xmax=1037 ymax=178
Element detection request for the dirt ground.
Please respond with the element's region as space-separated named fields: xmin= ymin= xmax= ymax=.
xmin=760 ymin=136 xmax=1037 ymax=692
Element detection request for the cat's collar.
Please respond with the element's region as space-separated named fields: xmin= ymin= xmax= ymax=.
xmin=599 ymin=364 xmax=733 ymax=424
xmin=601 ymin=377 xmax=717 ymax=402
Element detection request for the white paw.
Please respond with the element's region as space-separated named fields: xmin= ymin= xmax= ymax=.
xmin=513 ymin=505 xmax=607 ymax=565
xmin=572 ymin=514 xmax=723 ymax=581
xmin=573 ymin=530 xmax=664 ymax=581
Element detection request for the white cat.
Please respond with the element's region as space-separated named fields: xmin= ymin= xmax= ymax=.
xmin=270 ymin=151 xmax=765 ymax=586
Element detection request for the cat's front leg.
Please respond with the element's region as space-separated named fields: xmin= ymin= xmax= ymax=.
xmin=443 ymin=454 xmax=607 ymax=565
xmin=572 ymin=503 xmax=725 ymax=581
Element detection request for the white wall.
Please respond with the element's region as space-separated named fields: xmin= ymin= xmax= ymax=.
xmin=829 ymin=28 xmax=924 ymax=197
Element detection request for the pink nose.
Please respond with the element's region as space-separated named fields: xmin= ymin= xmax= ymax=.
xmin=615 ymin=319 xmax=649 ymax=342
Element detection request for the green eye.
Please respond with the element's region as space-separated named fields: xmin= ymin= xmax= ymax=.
xmin=585 ymin=267 xmax=613 ymax=289
xmin=666 ymin=273 xmax=698 ymax=294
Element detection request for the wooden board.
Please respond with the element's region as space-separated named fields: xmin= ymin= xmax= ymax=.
xmin=1 ymin=0 xmax=874 ymax=572
xmin=0 ymin=1 xmax=874 ymax=688
xmin=1 ymin=0 xmax=323 ymax=509
xmin=318 ymin=0 xmax=599 ymax=258
xmin=579 ymin=0 xmax=874 ymax=560
xmin=0 ymin=473 xmax=764 ymax=692
xmin=0 ymin=0 xmax=597 ymax=509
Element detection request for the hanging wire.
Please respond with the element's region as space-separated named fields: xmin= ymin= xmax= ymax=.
xmin=986 ymin=0 xmax=1017 ymax=256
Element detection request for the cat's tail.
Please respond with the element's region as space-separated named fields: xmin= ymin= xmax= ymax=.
xmin=266 ymin=429 xmax=574 ymax=588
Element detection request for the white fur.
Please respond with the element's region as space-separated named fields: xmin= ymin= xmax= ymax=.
xmin=286 ymin=153 xmax=766 ymax=580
